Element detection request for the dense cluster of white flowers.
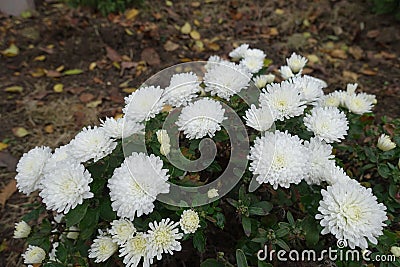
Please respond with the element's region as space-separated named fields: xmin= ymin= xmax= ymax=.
xmin=13 ymin=43 xmax=389 ymax=266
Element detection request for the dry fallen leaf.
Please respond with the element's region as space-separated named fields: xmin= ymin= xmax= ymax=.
xmin=164 ymin=40 xmax=179 ymax=52
xmin=0 ymin=180 xmax=17 ymax=207
xmin=190 ymin=30 xmax=201 ymax=40
xmin=79 ymin=93 xmax=95 ymax=103
xmin=207 ymin=42 xmax=220 ymax=51
xmin=34 ymin=55 xmax=46 ymax=61
xmin=122 ymin=88 xmax=136 ymax=93
xmin=0 ymin=143 xmax=8 ymax=151
xmin=53 ymin=83 xmax=63 ymax=93
xmin=89 ymin=62 xmax=97 ymax=71
xmin=180 ymin=22 xmax=191 ymax=34
xmin=360 ymin=69 xmax=377 ymax=76
xmin=1 ymin=44 xmax=19 ymax=57
xmin=4 ymin=86 xmax=23 ymax=93
xmin=141 ymin=48 xmax=160 ymax=66
xmin=342 ymin=70 xmax=359 ymax=81
xmin=30 ymin=68 xmax=46 ymax=77
xmin=45 ymin=70 xmax=62 ymax=78
xmin=63 ymin=69 xmax=84 ymax=75
xmin=349 ymin=46 xmax=364 ymax=60
xmin=86 ymin=100 xmax=102 ymax=108
xmin=12 ymin=127 xmax=29 ymax=138
xmin=125 ymin=8 xmax=139 ymax=20
xmin=330 ymin=49 xmax=347 ymax=59
xmin=44 ymin=124 xmax=54 ymax=134
xmin=106 ymin=46 xmax=122 ymax=62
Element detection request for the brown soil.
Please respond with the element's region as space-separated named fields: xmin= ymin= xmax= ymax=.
xmin=0 ymin=0 xmax=399 ymax=266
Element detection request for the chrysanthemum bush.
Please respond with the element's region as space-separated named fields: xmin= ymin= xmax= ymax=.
xmin=13 ymin=44 xmax=400 ymax=267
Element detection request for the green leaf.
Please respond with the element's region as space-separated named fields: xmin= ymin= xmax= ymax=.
xmin=302 ymin=216 xmax=320 ymax=246
xmin=226 ymin=198 xmax=239 ymax=208
xmin=200 ymin=259 xmax=225 ymax=267
xmin=249 ymin=201 xmax=273 ymax=216
xmin=364 ymin=147 xmax=377 ymax=163
xmin=193 ymin=230 xmax=206 ymax=253
xmin=275 ymin=238 xmax=290 ymax=251
xmin=378 ymin=164 xmax=390 ymax=178
xmin=286 ymin=211 xmax=295 ymax=225
xmin=79 ymin=207 xmax=100 ymax=240
xmin=56 ymin=243 xmax=68 ymax=263
xmin=214 ymin=212 xmax=225 ymax=229
xmin=275 ymin=227 xmax=290 ymax=238
xmin=236 ymin=249 xmax=249 ymax=267
xmin=99 ymin=197 xmax=116 ymax=221
xmin=242 ymin=216 xmax=252 ymax=237
xmin=65 ymin=202 xmax=89 ymax=228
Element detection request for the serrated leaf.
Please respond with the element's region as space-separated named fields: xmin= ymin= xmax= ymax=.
xmin=236 ymin=249 xmax=249 ymax=267
xmin=63 ymin=69 xmax=84 ymax=75
xmin=65 ymin=202 xmax=89 ymax=227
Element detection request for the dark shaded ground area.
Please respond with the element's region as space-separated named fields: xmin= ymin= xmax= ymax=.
xmin=0 ymin=0 xmax=399 ymax=266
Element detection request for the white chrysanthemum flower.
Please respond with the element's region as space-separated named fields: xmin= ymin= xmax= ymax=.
xmin=176 ymin=98 xmax=226 ymax=139
xmin=163 ymin=72 xmax=201 ymax=107
xmin=248 ymin=130 xmax=309 ymax=189
xmin=68 ymin=126 xmax=117 ymax=163
xmin=259 ymin=81 xmax=306 ymax=121
xmin=240 ymin=49 xmax=266 ymax=73
xmin=120 ymin=232 xmax=150 ymax=267
xmin=344 ymin=93 xmax=375 ymax=115
xmin=286 ymin=52 xmax=308 ymax=73
xmin=291 ymin=75 xmax=324 ymax=104
xmin=253 ymin=74 xmax=275 ymax=89
xmin=43 ymin=144 xmax=74 ymax=175
xmin=88 ymin=231 xmax=118 ymax=263
xmin=322 ymin=163 xmax=351 ymax=185
xmin=179 ymin=210 xmax=200 ymax=234
xmin=303 ymin=138 xmax=335 ymax=185
xmin=204 ymin=61 xmax=251 ymax=100
xmin=207 ymin=188 xmax=219 ymax=198
xmin=243 ymin=104 xmax=274 ymax=132
xmin=100 ymin=117 xmax=144 ymax=139
xmin=15 ymin=146 xmax=51 ymax=195
xmin=39 ymin=162 xmax=93 ymax=214
xmin=391 ymin=246 xmax=400 ymax=257
xmin=229 ymin=43 xmax=250 ymax=60
xmin=346 ymin=83 xmax=358 ymax=94
xmin=156 ymin=129 xmax=171 ymax=156
xmin=304 ymin=106 xmax=348 ymax=143
xmin=315 ymin=179 xmax=387 ymax=249
xmin=110 ymin=218 xmax=137 ymax=245
xmin=108 ymin=153 xmax=170 ymax=220
xmin=123 ymin=86 xmax=165 ymax=122
xmin=377 ymin=134 xmax=397 ymax=151
xmin=316 ymin=91 xmax=344 ymax=107
xmin=22 ymin=245 xmax=46 ymax=265
xmin=13 ymin=221 xmax=31 ymax=238
xmin=279 ymin=65 xmax=295 ymax=80
xmin=147 ymin=218 xmax=183 ymax=261
xmin=253 ymin=75 xmax=268 ymax=89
